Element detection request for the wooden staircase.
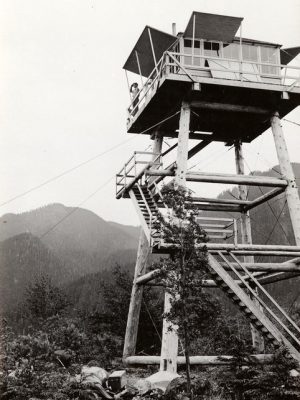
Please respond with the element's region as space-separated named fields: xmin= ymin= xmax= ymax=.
xmin=130 ymin=184 xmax=161 ymax=246
xmin=208 ymin=251 xmax=300 ymax=363
xmin=129 ymin=182 xmax=300 ymax=364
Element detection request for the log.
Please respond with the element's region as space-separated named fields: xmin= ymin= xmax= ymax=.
xmin=245 ymin=187 xmax=286 ymax=211
xmin=125 ymin=354 xmax=274 ymax=366
xmin=190 ymin=100 xmax=270 ymax=115
xmin=147 ymin=169 xmax=288 ymax=188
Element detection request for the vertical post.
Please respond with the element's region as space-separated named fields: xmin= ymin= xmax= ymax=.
xmin=123 ymin=134 xmax=163 ymax=361
xmin=160 ymin=291 xmax=179 ymax=374
xmin=235 ymin=141 xmax=265 ymax=353
xmin=135 ymin=51 xmax=144 ymax=89
xmin=123 ymin=230 xmax=149 ymax=360
xmin=175 ymin=101 xmax=191 ymax=187
xmin=160 ymin=102 xmax=191 ymax=374
xmin=239 ymin=22 xmax=243 ymax=81
xmin=192 ymin=14 xmax=196 ymax=65
xmin=271 ymin=112 xmax=300 ymax=246
xmin=148 ymin=28 xmax=159 ymax=77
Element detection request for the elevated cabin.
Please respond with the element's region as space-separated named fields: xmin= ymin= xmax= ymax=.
xmin=124 ymin=12 xmax=300 ymax=143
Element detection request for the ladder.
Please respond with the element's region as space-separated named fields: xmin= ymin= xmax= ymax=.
xmin=129 ymin=184 xmax=161 ymax=246
xmin=208 ymin=251 xmax=300 ymax=362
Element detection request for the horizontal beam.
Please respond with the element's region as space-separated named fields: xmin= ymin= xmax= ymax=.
xmin=192 ymin=196 xmax=251 ymax=206
xmin=138 ymin=261 xmax=300 ymax=286
xmin=257 ymin=271 xmax=300 ymax=285
xmin=165 ymin=131 xmax=218 ymax=141
xmin=125 ymin=354 xmax=274 ymax=366
xmin=190 ymin=100 xmax=270 ymax=115
xmin=191 ymin=203 xmax=241 ymax=212
xmin=147 ymin=169 xmax=288 ymax=188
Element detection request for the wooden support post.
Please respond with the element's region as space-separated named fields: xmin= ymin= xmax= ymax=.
xmin=235 ymin=141 xmax=265 ymax=353
xmin=175 ymin=101 xmax=191 ymax=187
xmin=271 ymin=112 xmax=300 ymax=246
xmin=123 ymin=230 xmax=149 ymax=360
xmin=160 ymin=291 xmax=179 ymax=373
xmin=160 ymin=102 xmax=191 ymax=373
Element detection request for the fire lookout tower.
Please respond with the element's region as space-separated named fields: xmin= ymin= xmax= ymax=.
xmin=116 ymin=11 xmax=300 ymax=371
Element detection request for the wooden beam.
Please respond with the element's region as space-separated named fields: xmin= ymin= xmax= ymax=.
xmin=190 ymin=101 xmax=270 ymax=115
xmin=187 ymin=139 xmax=211 ymax=159
xmin=147 ymin=169 xmax=288 ymax=188
xmin=192 ymin=196 xmax=251 ymax=206
xmin=166 ymin=131 xmax=217 ymax=141
xmin=190 ymin=203 xmax=241 ymax=212
xmin=123 ymin=230 xmax=150 ymax=360
xmin=125 ymin=354 xmax=274 ymax=366
xmin=207 ymin=243 xmax=300 ymax=252
xmin=175 ymin=101 xmax=190 ymax=187
xmin=137 ymin=261 xmax=300 ymax=286
xmin=244 ymin=187 xmax=286 ymax=211
xmin=257 ymin=271 xmax=300 ymax=285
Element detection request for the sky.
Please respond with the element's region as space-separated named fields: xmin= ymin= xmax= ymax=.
xmin=0 ymin=0 xmax=300 ymax=226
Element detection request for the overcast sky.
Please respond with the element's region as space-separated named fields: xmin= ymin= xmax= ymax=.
xmin=0 ymin=0 xmax=300 ymax=226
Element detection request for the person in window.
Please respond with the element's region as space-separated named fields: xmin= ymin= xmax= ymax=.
xmin=130 ymin=82 xmax=139 ymax=116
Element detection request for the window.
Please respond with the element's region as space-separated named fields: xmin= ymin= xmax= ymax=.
xmin=242 ymin=44 xmax=258 ymax=62
xmin=260 ymin=46 xmax=279 ymax=75
xmin=203 ymin=41 xmax=221 ymax=57
xmin=183 ymin=39 xmax=201 ymax=66
xmin=223 ymin=43 xmax=239 ymax=60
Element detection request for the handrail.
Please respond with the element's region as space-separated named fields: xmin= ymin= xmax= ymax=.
xmin=229 ymin=252 xmax=300 ymax=336
xmin=126 ymin=50 xmax=300 ymax=121
xmin=218 ymin=251 xmax=300 ymax=347
xmin=116 ymin=151 xmax=163 ymax=198
xmin=128 ymin=53 xmax=166 ymax=117
xmin=167 ymin=51 xmax=300 ymax=71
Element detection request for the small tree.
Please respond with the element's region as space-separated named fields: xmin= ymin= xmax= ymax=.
xmin=24 ymin=274 xmax=68 ymax=320
xmin=153 ymin=184 xmax=220 ymax=399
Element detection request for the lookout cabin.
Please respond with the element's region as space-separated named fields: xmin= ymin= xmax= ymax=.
xmin=123 ymin=11 xmax=300 ymax=143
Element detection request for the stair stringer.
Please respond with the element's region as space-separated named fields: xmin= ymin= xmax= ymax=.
xmin=129 ymin=188 xmax=151 ymax=243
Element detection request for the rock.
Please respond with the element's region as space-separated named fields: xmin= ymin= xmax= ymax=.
xmin=145 ymin=371 xmax=180 ymax=393
xmin=81 ymin=366 xmax=109 ymax=385
xmin=290 ymin=369 xmax=300 ymax=377
xmin=134 ymin=378 xmax=152 ymax=395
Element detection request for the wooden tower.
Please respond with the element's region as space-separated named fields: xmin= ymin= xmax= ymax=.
xmin=116 ymin=11 xmax=300 ymax=372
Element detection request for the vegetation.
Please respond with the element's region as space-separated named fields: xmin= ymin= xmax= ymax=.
xmin=152 ymin=184 xmax=221 ymax=399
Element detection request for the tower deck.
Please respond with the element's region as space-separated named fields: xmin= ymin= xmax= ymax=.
xmin=127 ymin=51 xmax=300 ymax=143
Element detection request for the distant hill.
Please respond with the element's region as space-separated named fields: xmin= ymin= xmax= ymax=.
xmin=1 ymin=164 xmax=300 ymax=316
xmin=0 ymin=233 xmax=66 ymax=314
xmin=0 ymin=204 xmax=139 ymax=282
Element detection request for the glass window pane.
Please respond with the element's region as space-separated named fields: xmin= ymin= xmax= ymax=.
xmin=203 ymin=41 xmax=220 ymax=57
xmin=260 ymin=46 xmax=279 ymax=75
xmin=242 ymin=44 xmax=258 ymax=62
xmin=223 ymin=43 xmax=239 ymax=60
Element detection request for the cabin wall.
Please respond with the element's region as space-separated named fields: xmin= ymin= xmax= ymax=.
xmin=176 ymin=37 xmax=281 ymax=81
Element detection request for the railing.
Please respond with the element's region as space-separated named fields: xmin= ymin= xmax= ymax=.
xmin=219 ymin=251 xmax=300 ymax=349
xmin=116 ymin=151 xmax=162 ymax=197
xmin=126 ymin=50 xmax=300 ymax=121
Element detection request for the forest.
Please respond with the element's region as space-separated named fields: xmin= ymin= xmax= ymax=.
xmin=1 ymin=164 xmax=300 ymax=399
